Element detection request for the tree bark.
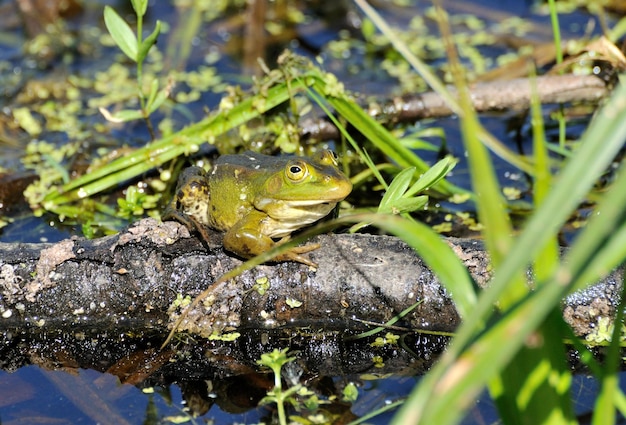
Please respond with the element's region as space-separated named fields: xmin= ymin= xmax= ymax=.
xmin=0 ymin=218 xmax=620 ymax=340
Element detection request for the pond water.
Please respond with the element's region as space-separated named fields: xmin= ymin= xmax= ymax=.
xmin=0 ymin=0 xmax=621 ymax=424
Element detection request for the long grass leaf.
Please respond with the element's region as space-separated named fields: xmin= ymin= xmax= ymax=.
xmin=393 ymin=80 xmax=626 ymax=424
xmin=353 ymin=0 xmax=534 ymax=174
xmin=45 ymin=78 xmax=312 ymax=204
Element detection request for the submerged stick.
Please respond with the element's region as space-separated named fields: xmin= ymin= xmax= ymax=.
xmin=301 ymin=74 xmax=607 ymax=140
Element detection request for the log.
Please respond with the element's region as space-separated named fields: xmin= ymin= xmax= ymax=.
xmin=0 ymin=218 xmax=621 ymax=379
xmin=0 ymin=217 xmax=620 ymax=336
xmin=373 ymin=74 xmax=608 ymax=121
xmin=0 ymin=218 xmax=465 ymax=334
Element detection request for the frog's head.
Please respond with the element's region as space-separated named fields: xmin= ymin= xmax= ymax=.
xmin=255 ymin=150 xmax=352 ymax=225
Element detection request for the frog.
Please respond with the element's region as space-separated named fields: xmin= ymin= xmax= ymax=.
xmin=163 ymin=149 xmax=352 ymax=267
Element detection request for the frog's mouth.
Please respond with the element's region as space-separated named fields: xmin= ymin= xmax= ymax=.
xmin=255 ymin=197 xmax=339 ymax=210
xmin=282 ymin=199 xmax=334 ymax=206
xmin=260 ymin=200 xmax=340 ymax=238
xmin=259 ymin=199 xmax=337 ymax=215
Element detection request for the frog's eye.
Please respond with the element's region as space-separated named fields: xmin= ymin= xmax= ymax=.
xmin=286 ymin=161 xmax=308 ymax=181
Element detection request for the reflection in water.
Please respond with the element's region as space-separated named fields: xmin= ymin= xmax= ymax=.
xmin=0 ymin=365 xmax=619 ymax=424
xmin=0 ymin=328 xmax=449 ymax=423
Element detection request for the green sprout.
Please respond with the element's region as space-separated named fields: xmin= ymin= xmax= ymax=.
xmin=116 ymin=185 xmax=161 ymax=220
xmin=102 ymin=0 xmax=166 ymax=139
xmin=378 ymin=156 xmax=456 ymax=216
xmin=342 ymin=382 xmax=359 ymax=403
xmin=370 ymin=332 xmax=401 ymax=348
xmin=257 ymin=348 xmax=301 ymax=425
xmin=252 ymin=276 xmax=270 ymax=296
xmin=586 ymin=317 xmax=626 ymax=344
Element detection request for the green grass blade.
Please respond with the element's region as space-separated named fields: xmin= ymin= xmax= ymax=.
xmin=456 ymin=79 xmax=626 ymax=344
xmin=564 ymin=159 xmax=626 ymax=293
xmin=392 ymin=80 xmax=626 ymax=424
xmin=44 ymin=77 xmax=312 ymax=205
xmin=354 ymin=0 xmax=533 ymax=174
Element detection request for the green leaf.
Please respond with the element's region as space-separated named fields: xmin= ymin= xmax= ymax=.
xmin=406 ymin=156 xmax=456 ymax=197
xmin=342 ymin=382 xmax=359 ymax=402
xmin=379 ymin=196 xmax=428 ymax=215
xmin=379 ymin=167 xmax=415 ymax=211
xmin=130 ymin=0 xmax=148 ymax=17
xmin=103 ymin=6 xmax=137 ymax=62
xmin=361 ymin=17 xmax=376 ymax=40
xmin=138 ymin=20 xmax=161 ymax=63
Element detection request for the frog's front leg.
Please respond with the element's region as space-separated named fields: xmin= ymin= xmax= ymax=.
xmin=163 ymin=207 xmax=214 ymax=247
xmin=223 ymin=212 xmax=319 ymax=267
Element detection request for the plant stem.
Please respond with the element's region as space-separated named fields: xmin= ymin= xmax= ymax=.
xmin=133 ymin=3 xmax=156 ymax=139
xmin=547 ymin=0 xmax=566 ymax=148
xmin=272 ymin=365 xmax=287 ymax=425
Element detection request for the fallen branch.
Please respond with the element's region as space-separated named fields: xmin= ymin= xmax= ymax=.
xmin=0 ymin=218 xmax=620 ymax=340
xmin=301 ymin=74 xmax=608 ymax=140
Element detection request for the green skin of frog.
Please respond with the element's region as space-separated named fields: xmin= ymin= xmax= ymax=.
xmin=163 ymin=150 xmax=353 ymax=267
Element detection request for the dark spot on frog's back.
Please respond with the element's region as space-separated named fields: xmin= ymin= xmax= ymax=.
xmin=189 ymin=180 xmax=205 ymax=192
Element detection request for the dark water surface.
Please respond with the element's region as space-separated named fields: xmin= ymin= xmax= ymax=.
xmin=0 ymin=0 xmax=618 ymax=423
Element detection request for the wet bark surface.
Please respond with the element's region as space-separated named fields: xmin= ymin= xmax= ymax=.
xmin=0 ymin=218 xmax=622 ymax=381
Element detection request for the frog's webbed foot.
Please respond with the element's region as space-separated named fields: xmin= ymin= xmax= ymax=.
xmin=223 ymin=228 xmax=320 ymax=267
xmin=186 ymin=216 xmax=217 ymax=248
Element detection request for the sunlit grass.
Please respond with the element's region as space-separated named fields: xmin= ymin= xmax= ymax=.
xmin=351 ymin=1 xmax=626 ymax=424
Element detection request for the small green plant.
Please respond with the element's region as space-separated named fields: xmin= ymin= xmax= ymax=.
xmin=342 ymin=382 xmax=359 ymax=403
xmin=378 ymin=157 xmax=456 ymax=216
xmin=256 ymin=348 xmax=301 ymax=425
xmin=370 ymin=332 xmax=400 ymax=348
xmin=256 ymin=348 xmax=335 ymax=425
xmin=102 ymin=0 xmax=166 ymax=139
xmin=116 ymin=185 xmax=161 ymax=220
xmin=586 ymin=317 xmax=626 ymax=344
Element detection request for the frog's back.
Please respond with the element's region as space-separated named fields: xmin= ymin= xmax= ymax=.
xmin=215 ymin=151 xmax=285 ymax=170
xmin=206 ymin=152 xmax=275 ymax=230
